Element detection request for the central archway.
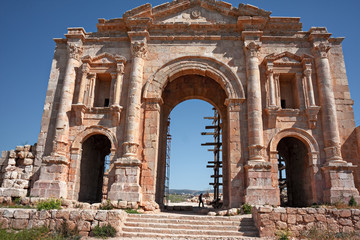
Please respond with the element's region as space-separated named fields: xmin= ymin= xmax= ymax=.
xmin=155 ymin=74 xmax=229 ymax=206
xmin=142 ymin=56 xmax=245 ymax=208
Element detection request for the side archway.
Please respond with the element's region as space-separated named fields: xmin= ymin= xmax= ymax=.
xmin=142 ymin=56 xmax=245 ymax=100
xmin=269 ymin=128 xmax=320 ymax=206
xmin=67 ymin=126 xmax=117 ymax=200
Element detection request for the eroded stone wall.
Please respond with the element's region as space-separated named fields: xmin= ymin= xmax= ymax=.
xmin=0 ymin=145 xmax=36 ymax=198
xmin=0 ymin=208 xmax=126 ymax=237
xmin=253 ymin=206 xmax=360 ymax=237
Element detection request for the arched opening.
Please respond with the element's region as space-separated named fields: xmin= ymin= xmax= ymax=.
xmin=79 ymin=134 xmax=111 ymax=203
xmin=155 ymin=74 xmax=229 ymax=207
xmin=277 ymin=137 xmax=312 ymax=207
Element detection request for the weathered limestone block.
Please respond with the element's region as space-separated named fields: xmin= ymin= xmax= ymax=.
xmin=14 ymin=210 xmax=32 ymax=219
xmin=95 ymin=210 xmax=107 ymax=221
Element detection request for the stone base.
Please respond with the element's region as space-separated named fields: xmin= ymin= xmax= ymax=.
xmin=107 ymin=183 xmax=141 ymax=202
xmin=245 ymin=161 xmax=279 ymax=206
xmin=107 ymin=157 xmax=142 ymax=203
xmin=322 ymin=162 xmax=360 ymax=204
xmin=30 ymin=180 xmax=67 ymax=198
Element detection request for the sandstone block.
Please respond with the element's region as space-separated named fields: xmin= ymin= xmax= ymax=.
xmin=340 ymin=209 xmax=352 ymax=218
xmin=81 ymin=210 xmax=95 ymax=221
xmin=12 ymin=219 xmax=28 ymax=230
xmin=78 ymin=220 xmax=91 ymax=232
xmin=303 ymin=214 xmax=315 ymax=223
xmin=287 ymin=214 xmax=296 ymax=224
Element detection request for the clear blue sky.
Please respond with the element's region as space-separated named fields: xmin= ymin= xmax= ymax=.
xmin=1 ymin=0 xmax=359 ymax=191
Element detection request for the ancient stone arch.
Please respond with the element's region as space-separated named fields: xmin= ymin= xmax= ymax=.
xmin=269 ymin=128 xmax=320 ymax=205
xmin=143 ymin=56 xmax=245 ymax=101
xmin=67 ymin=126 xmax=117 ymax=200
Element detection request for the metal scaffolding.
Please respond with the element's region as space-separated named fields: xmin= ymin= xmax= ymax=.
xmin=201 ymin=108 xmax=223 ymax=208
xmin=164 ymin=116 xmax=172 ymax=204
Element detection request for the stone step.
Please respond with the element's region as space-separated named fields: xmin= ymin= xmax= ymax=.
xmin=126 ymin=216 xmax=254 ymax=226
xmin=122 ymin=226 xmax=258 ymax=237
xmin=127 ymin=213 xmax=253 ymax=222
xmin=124 ymin=221 xmax=258 ymax=232
xmin=122 ymin=231 xmax=260 ymax=239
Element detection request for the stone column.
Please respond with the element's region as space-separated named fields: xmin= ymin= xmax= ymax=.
xmin=111 ymin=63 xmax=125 ymax=107
xmin=243 ymin=37 xmax=278 ymax=206
xmin=87 ymin=74 xmax=96 ymax=107
xmin=304 ymin=67 xmax=316 ymax=107
xmin=108 ymin=40 xmax=147 ymax=203
xmin=123 ymin=41 xmax=147 ymax=158
xmin=54 ymin=42 xmax=83 ymax=158
xmin=312 ymin=42 xmax=343 ymax=163
xmin=311 ymin=33 xmax=359 ymax=203
xmin=243 ymin=41 xmax=264 ymax=161
xmin=31 ymin=41 xmax=82 ymax=199
xmin=76 ymin=63 xmax=90 ymax=105
xmin=267 ymin=68 xmax=276 ymax=107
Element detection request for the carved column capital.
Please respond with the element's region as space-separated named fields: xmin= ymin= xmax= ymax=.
xmin=312 ymin=42 xmax=331 ymax=59
xmin=304 ymin=68 xmax=312 ymax=77
xmin=81 ymin=63 xmax=90 ymax=73
xmin=131 ymin=41 xmax=147 ymax=58
xmin=116 ymin=62 xmax=125 ymax=74
xmin=68 ymin=43 xmax=83 ymax=61
xmin=244 ymin=41 xmax=262 ymax=58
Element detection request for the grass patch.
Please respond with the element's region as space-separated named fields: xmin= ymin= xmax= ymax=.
xmin=37 ymin=198 xmax=62 ymax=211
xmin=99 ymin=200 xmax=114 ymax=210
xmin=276 ymin=229 xmax=291 ymax=240
xmin=0 ymin=204 xmax=34 ymax=209
xmin=125 ymin=208 xmax=141 ymax=214
xmin=241 ymin=203 xmax=252 ymax=214
xmin=167 ymin=194 xmax=190 ymax=203
xmin=92 ymin=224 xmax=116 ymax=238
xmin=0 ymin=224 xmax=80 ymax=240
xmin=301 ymin=227 xmax=360 ymax=240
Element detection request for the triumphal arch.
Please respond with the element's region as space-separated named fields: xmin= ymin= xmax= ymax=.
xmin=28 ymin=0 xmax=360 ymax=208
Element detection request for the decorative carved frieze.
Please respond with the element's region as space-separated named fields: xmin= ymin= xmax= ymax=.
xmin=131 ymin=41 xmax=147 ymax=58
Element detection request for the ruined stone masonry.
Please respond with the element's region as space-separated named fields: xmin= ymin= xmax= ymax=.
xmin=1 ymin=0 xmax=360 ymax=209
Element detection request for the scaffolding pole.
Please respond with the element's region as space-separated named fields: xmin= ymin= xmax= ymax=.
xmin=201 ymin=108 xmax=223 ymax=208
xmin=164 ymin=116 xmax=171 ymax=204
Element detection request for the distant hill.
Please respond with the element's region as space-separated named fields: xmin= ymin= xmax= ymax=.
xmin=169 ymin=189 xmax=222 ymax=195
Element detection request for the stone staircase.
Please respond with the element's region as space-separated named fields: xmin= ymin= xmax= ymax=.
xmin=121 ymin=213 xmax=260 ymax=239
